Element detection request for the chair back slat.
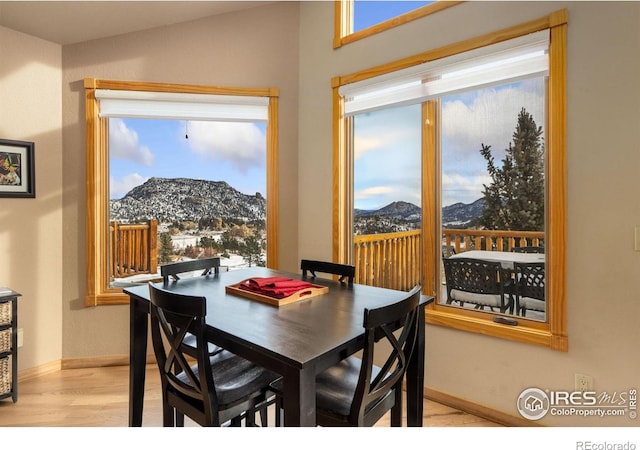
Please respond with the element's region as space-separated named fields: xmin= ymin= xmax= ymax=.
xmin=161 ymin=257 xmax=221 ymax=283
xmin=300 ymin=259 xmax=355 ymax=284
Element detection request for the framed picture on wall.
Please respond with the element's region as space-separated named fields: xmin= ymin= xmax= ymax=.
xmin=0 ymin=139 xmax=35 ymax=198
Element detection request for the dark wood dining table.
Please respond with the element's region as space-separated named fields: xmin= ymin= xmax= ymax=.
xmin=124 ymin=266 xmax=432 ymax=427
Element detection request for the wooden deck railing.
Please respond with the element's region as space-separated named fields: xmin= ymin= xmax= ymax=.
xmin=442 ymin=228 xmax=544 ymax=254
xmin=353 ymin=228 xmax=545 ymax=291
xmin=109 ymin=220 xmax=158 ymax=280
xmin=353 ymin=230 xmax=422 ymax=291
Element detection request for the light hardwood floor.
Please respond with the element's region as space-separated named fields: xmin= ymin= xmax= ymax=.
xmin=0 ymin=364 xmax=501 ymax=427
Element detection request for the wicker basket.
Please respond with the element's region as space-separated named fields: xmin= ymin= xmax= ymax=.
xmin=0 ymin=301 xmax=10 ymax=326
xmin=0 ymin=356 xmax=11 ymax=396
xmin=0 ymin=329 xmax=11 ymax=353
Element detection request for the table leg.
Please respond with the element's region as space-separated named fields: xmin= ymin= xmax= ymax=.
xmin=405 ymin=304 xmax=426 ymax=426
xmin=282 ymin=366 xmax=316 ymax=427
xmin=129 ymin=296 xmax=149 ymax=427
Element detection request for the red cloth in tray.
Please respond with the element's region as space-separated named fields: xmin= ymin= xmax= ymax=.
xmin=238 ymin=277 xmax=314 ymax=299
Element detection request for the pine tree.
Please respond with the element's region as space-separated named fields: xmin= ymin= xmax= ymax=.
xmin=479 ymin=108 xmax=545 ymax=231
xmin=158 ymin=232 xmax=174 ymax=264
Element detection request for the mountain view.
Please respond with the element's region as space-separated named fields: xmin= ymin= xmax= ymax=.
xmin=110 ymin=177 xmax=266 ymax=224
xmin=108 ymin=178 xmax=485 ymax=275
xmin=111 ymin=177 xmax=484 ymax=233
xmin=353 ymin=199 xmax=484 ymax=234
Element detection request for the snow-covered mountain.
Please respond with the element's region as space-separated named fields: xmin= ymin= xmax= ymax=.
xmin=110 ymin=177 xmax=265 ymax=223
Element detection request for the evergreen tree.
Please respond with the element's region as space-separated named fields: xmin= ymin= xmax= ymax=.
xmin=238 ymin=235 xmax=264 ymax=267
xmin=479 ymin=108 xmax=545 ymax=231
xmin=158 ymin=232 xmax=174 ymax=264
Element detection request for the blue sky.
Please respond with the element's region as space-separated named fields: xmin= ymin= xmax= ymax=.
xmin=109 ymin=2 xmax=432 ymax=201
xmin=109 ymin=119 xmax=266 ymax=199
xmin=353 ymin=78 xmax=546 ymax=210
xmin=353 ymin=1 xmax=431 ymax=31
xmin=109 ymin=2 xmax=545 ymax=212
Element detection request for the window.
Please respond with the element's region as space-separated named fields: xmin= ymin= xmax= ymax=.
xmin=333 ymin=11 xmax=567 ymax=350
xmin=84 ymin=79 xmax=280 ymax=306
xmin=334 ymin=0 xmax=462 ymax=48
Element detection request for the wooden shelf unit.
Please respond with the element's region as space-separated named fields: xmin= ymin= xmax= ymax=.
xmin=0 ymin=289 xmax=21 ymax=403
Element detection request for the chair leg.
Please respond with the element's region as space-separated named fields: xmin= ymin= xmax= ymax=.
xmin=176 ymin=411 xmax=185 ymax=427
xmin=245 ymin=404 xmax=257 ymax=427
xmin=390 ymin=388 xmax=403 ymax=427
xmin=274 ymin=396 xmax=283 ymax=427
xmin=162 ymin=403 xmax=175 ymax=427
xmin=259 ymin=404 xmax=268 ymax=427
xmin=230 ymin=416 xmax=242 ymax=427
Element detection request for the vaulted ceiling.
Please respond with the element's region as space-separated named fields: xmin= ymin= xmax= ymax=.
xmin=0 ymin=1 xmax=274 ymax=45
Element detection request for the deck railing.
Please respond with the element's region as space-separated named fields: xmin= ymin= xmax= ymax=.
xmin=109 ymin=220 xmax=158 ymax=280
xmin=353 ymin=228 xmax=545 ymax=291
xmin=353 ymin=230 xmax=422 ymax=291
xmin=441 ymin=228 xmax=544 ymax=254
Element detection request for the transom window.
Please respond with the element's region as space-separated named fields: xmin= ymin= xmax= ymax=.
xmin=334 ymin=0 xmax=462 ymax=48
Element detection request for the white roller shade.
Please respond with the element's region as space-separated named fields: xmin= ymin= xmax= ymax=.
xmin=95 ymin=89 xmax=269 ymax=122
xmin=340 ymin=30 xmax=549 ymax=116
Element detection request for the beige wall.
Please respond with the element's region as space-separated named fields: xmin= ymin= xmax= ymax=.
xmin=60 ymin=2 xmax=300 ymax=359
xmin=298 ymin=1 xmax=640 ymax=426
xmin=0 ymin=26 xmax=63 ymax=369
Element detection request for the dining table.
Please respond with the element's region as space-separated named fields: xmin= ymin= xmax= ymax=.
xmin=124 ymin=266 xmax=432 ymax=427
xmin=449 ymin=250 xmax=545 ymax=270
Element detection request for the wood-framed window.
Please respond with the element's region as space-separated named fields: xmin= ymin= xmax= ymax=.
xmin=332 ymin=10 xmax=567 ymax=350
xmin=334 ymin=0 xmax=463 ymax=49
xmin=84 ymin=79 xmax=280 ymax=306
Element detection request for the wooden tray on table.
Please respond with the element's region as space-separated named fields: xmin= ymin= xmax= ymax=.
xmin=225 ymin=278 xmax=329 ymax=307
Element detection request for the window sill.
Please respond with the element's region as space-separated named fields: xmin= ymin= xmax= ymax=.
xmin=425 ymin=305 xmax=568 ymax=351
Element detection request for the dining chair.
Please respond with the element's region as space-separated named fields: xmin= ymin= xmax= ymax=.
xmin=300 ymin=259 xmax=355 ymax=284
xmin=160 ymin=257 xmax=224 ymax=365
xmin=513 ymin=262 xmax=546 ymax=317
xmin=442 ymin=257 xmax=513 ymax=313
xmin=271 ymin=285 xmax=422 ymax=427
xmin=161 ymin=257 xmax=221 ymax=283
xmin=511 ymin=246 xmax=545 ymax=254
xmin=148 ymin=283 xmax=280 ymax=427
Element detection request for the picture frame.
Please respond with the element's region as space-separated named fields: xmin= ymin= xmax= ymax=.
xmin=0 ymin=139 xmax=35 ymax=198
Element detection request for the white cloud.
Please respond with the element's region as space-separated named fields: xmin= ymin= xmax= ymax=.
xmin=355 ymin=186 xmax=393 ymax=201
xmin=109 ymin=118 xmax=154 ymax=166
xmin=185 ymin=121 xmax=265 ymax=173
xmin=351 ymin=80 xmax=545 ymax=209
xmin=441 ymin=171 xmax=492 ymax=206
xmin=354 ymin=105 xmax=421 ymax=160
xmin=442 ymin=80 xmax=545 ymax=162
xmin=110 ymin=172 xmax=148 ymax=199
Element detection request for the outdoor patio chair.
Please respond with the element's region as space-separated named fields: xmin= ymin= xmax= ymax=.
xmin=511 ymin=246 xmax=545 ymax=254
xmin=513 ymin=261 xmax=546 ymax=317
xmin=442 ymin=257 xmax=513 ymax=313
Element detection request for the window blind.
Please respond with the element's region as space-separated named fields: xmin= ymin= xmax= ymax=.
xmin=339 ymin=30 xmax=549 ymax=116
xmin=95 ymin=90 xmax=269 ymax=122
